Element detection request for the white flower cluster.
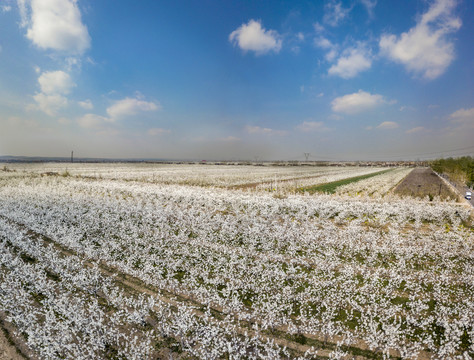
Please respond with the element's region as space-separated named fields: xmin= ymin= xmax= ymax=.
xmin=335 ymin=168 xmax=414 ymax=198
xmin=0 ymin=217 xmax=288 ymax=359
xmin=0 ymin=168 xmax=473 ymax=359
xmin=256 ymin=167 xmax=386 ymax=194
xmin=1 ymin=162 xmax=385 ymax=189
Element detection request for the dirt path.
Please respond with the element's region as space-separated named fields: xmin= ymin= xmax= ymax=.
xmin=0 ymin=312 xmax=35 ymax=360
xmin=0 ymin=329 xmax=25 ymax=360
xmin=393 ymin=167 xmax=458 ymax=200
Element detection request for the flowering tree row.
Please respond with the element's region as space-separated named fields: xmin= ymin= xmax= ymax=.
xmin=1 ymin=162 xmax=385 ymax=189
xmin=0 ymin=216 xmax=298 ymax=359
xmin=0 ymin=170 xmax=473 ymax=359
xmin=334 ymin=168 xmax=414 ymax=198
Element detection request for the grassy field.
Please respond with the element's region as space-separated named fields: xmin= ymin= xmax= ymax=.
xmin=299 ymin=169 xmax=393 ymax=194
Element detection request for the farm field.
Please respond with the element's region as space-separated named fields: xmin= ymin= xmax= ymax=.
xmin=394 ymin=168 xmax=458 ymax=201
xmin=0 ymin=163 xmax=473 ymax=359
xmin=1 ymin=162 xmax=386 ymax=190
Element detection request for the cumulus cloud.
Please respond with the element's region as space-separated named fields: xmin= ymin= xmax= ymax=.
xmin=77 ymin=113 xmax=109 ymax=128
xmin=376 ymin=121 xmax=399 ymax=129
xmin=32 ymin=93 xmax=68 ymax=116
xmin=38 ymin=70 xmax=75 ymax=94
xmin=406 ymin=126 xmax=425 ymax=134
xmin=78 ymin=99 xmax=93 ymax=110
xmin=106 ymin=97 xmax=161 ymax=120
xmin=328 ymin=46 xmax=372 ymax=78
xmin=229 ymin=19 xmax=282 ymax=55
xmin=296 ymin=121 xmax=327 ymax=132
xmin=20 ymin=0 xmax=91 ymax=55
xmin=314 ymin=37 xmax=333 ymax=49
xmin=314 ymin=36 xmax=338 ymax=61
xmin=76 ymin=95 xmax=161 ymax=129
xmin=245 ymin=125 xmax=286 ymax=136
xmin=2 ymin=5 xmax=12 ymax=12
xmin=331 ymin=90 xmax=389 ymax=114
xmin=379 ymin=0 xmax=461 ymax=79
xmin=324 ymin=1 xmax=351 ymax=27
xmin=31 ymin=70 xmax=75 ymax=115
xmin=449 ymin=107 xmax=474 ymax=125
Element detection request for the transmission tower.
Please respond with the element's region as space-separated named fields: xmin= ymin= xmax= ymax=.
xmin=304 ymin=153 xmax=310 ymax=161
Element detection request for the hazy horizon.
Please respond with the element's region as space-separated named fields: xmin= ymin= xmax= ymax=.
xmin=1 ymin=0 xmax=473 ymax=161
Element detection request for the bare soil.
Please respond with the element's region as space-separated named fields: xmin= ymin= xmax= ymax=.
xmin=394 ymin=168 xmax=458 ymax=201
xmin=0 ymin=320 xmax=27 ymax=360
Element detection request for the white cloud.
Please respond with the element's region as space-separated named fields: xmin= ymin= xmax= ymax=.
xmin=331 ymin=90 xmax=388 ymax=114
xmin=77 ymin=113 xmax=109 ymax=128
xmin=38 ymin=70 xmax=75 ymax=95
xmin=17 ymin=0 xmax=28 ymax=27
xmin=314 ymin=36 xmax=338 ymax=61
xmin=449 ymin=107 xmax=474 ymax=124
xmin=31 ymin=70 xmax=75 ymax=115
xmin=229 ymin=19 xmax=282 ymax=55
xmin=245 ymin=125 xmax=286 ymax=136
xmin=325 ymin=49 xmax=338 ymax=62
xmin=313 ymin=22 xmax=325 ymax=33
xmin=147 ymin=128 xmax=170 ymax=136
xmin=32 ymin=93 xmax=68 ymax=116
xmin=324 ymin=1 xmax=351 ymax=27
xmin=360 ymin=0 xmax=377 ymax=17
xmin=328 ymin=46 xmax=372 ymax=78
xmin=379 ymin=0 xmax=461 ymax=79
xmin=314 ymin=37 xmax=333 ymax=49
xmin=78 ymin=99 xmax=93 ymax=110
xmin=406 ymin=126 xmax=425 ymax=134
xmin=296 ymin=121 xmax=327 ymax=132
xmin=2 ymin=5 xmax=11 ymax=12
xmin=106 ymin=97 xmax=161 ymax=120
xmin=77 ymin=94 xmax=161 ymax=128
xmin=376 ymin=121 xmax=399 ymax=129
xmin=21 ymin=0 xmax=91 ymax=55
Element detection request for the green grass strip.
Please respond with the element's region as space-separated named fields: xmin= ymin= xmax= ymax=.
xmin=299 ymin=169 xmax=393 ymax=194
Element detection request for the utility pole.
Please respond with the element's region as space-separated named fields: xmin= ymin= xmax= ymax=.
xmin=71 ymin=151 xmax=74 ymax=163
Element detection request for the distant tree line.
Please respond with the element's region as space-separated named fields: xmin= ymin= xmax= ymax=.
xmin=431 ymin=156 xmax=474 ymax=188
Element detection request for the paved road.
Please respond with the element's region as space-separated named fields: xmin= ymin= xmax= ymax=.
xmin=437 ymin=173 xmax=473 ymax=207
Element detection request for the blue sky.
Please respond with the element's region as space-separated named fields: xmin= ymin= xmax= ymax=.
xmin=0 ymin=0 xmax=473 ymax=160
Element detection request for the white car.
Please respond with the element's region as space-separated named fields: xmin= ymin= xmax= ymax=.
xmin=466 ymin=191 xmax=472 ymax=200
